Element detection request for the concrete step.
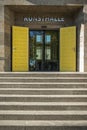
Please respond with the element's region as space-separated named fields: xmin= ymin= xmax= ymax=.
xmin=0 ymin=126 xmax=86 ymax=130
xmin=0 ymin=102 xmax=87 ymax=110
xmin=0 ymin=110 xmax=87 ymax=120
xmin=0 ymin=95 xmax=87 ymax=102
xmin=0 ymin=88 xmax=87 ymax=90
xmin=0 ymin=120 xmax=87 ymax=127
xmin=0 ymin=89 xmax=86 ymax=95
xmin=1 ymin=114 xmax=87 ymax=120
xmin=0 ymin=110 xmax=87 ymax=115
xmin=0 ymin=72 xmax=87 ymax=77
xmin=0 ymin=104 xmax=87 ymax=110
xmin=0 ymin=102 xmax=86 ymax=106
xmin=0 ymin=83 xmax=87 ymax=88
xmin=0 ymin=76 xmax=87 ymax=80
xmin=0 ymin=77 xmax=87 ymax=82
xmin=0 ymin=73 xmax=86 ymax=129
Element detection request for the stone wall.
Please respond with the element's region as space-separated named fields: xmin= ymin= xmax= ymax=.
xmin=4 ymin=7 xmax=15 ymax=71
xmin=0 ymin=0 xmax=86 ymax=5
xmin=0 ymin=6 xmax=5 ymax=71
xmin=27 ymin=0 xmax=86 ymax=5
xmin=0 ymin=0 xmax=34 ymax=5
xmin=74 ymin=8 xmax=84 ymax=72
xmin=84 ymin=5 xmax=87 ymax=71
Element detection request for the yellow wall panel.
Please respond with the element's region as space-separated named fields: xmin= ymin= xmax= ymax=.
xmin=12 ymin=26 xmax=29 ymax=72
xmin=60 ymin=26 xmax=76 ymax=72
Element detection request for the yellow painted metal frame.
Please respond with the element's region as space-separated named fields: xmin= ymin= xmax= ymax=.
xmin=60 ymin=26 xmax=76 ymax=72
xmin=12 ymin=26 xmax=29 ymax=72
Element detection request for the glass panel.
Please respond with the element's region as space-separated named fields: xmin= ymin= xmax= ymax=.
xmin=36 ymin=35 xmax=42 ymax=43
xmin=45 ymin=31 xmax=59 ymax=71
xmin=45 ymin=35 xmax=51 ymax=44
xmin=29 ymin=31 xmax=43 ymax=71
xmin=45 ymin=47 xmax=51 ymax=60
xmin=30 ymin=59 xmax=35 ymax=68
xmin=30 ymin=30 xmax=59 ymax=71
xmin=36 ymin=47 xmax=42 ymax=60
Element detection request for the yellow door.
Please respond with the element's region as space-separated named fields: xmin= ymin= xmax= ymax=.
xmin=12 ymin=26 xmax=29 ymax=72
xmin=60 ymin=26 xmax=76 ymax=71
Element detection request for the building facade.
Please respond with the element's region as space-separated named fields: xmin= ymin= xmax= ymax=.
xmin=0 ymin=0 xmax=87 ymax=72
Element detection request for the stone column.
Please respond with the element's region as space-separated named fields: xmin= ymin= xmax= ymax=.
xmin=0 ymin=6 xmax=5 ymax=71
xmin=79 ymin=24 xmax=84 ymax=72
xmin=74 ymin=8 xmax=84 ymax=72
xmin=84 ymin=5 xmax=87 ymax=71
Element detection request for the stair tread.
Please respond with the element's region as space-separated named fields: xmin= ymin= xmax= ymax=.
xmin=0 ymin=94 xmax=87 ymax=97
xmin=0 ymin=120 xmax=87 ymax=126
xmin=0 ymin=76 xmax=87 ymax=80
xmin=0 ymin=102 xmax=87 ymax=105
xmin=0 ymin=88 xmax=87 ymax=90
xmin=0 ymin=73 xmax=86 ymax=128
xmin=0 ymin=110 xmax=87 ymax=115
xmin=0 ymin=82 xmax=87 ymax=84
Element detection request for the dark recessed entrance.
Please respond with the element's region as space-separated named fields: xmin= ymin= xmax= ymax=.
xmin=29 ymin=30 xmax=59 ymax=71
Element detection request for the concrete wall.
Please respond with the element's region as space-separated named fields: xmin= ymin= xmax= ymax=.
xmin=0 ymin=6 xmax=5 ymax=71
xmin=26 ymin=0 xmax=86 ymax=5
xmin=4 ymin=7 xmax=15 ymax=71
xmin=74 ymin=8 xmax=84 ymax=72
xmin=0 ymin=0 xmax=86 ymax=5
xmin=84 ymin=5 xmax=87 ymax=71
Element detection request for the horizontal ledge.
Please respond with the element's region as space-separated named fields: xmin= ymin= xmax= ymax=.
xmin=0 ymin=120 xmax=87 ymax=126
xmin=0 ymin=77 xmax=87 ymax=79
xmin=0 ymin=88 xmax=87 ymax=91
xmin=0 ymin=94 xmax=87 ymax=97
xmin=0 ymin=102 xmax=87 ymax=106
xmin=0 ymin=72 xmax=86 ymax=74
xmin=0 ymin=82 xmax=87 ymax=84
xmin=0 ymin=110 xmax=87 ymax=115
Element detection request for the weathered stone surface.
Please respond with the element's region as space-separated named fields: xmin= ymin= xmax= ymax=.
xmin=0 ymin=0 xmax=34 ymax=5
xmin=0 ymin=0 xmax=86 ymax=5
xmin=0 ymin=5 xmax=5 ymax=72
xmin=4 ymin=7 xmax=14 ymax=71
xmin=26 ymin=0 xmax=87 ymax=5
xmin=83 ymin=5 xmax=87 ymax=71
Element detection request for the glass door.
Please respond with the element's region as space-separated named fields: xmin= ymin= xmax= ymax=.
xmin=44 ymin=31 xmax=59 ymax=71
xmin=29 ymin=31 xmax=43 ymax=71
xmin=29 ymin=30 xmax=59 ymax=71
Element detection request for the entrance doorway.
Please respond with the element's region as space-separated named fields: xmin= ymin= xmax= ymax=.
xmin=29 ymin=30 xmax=59 ymax=71
xmin=12 ymin=26 xmax=76 ymax=72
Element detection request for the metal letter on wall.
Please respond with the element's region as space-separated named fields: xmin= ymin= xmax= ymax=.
xmin=60 ymin=26 xmax=76 ymax=71
xmin=12 ymin=26 xmax=29 ymax=71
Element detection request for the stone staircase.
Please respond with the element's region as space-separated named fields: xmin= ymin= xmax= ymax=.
xmin=0 ymin=72 xmax=87 ymax=130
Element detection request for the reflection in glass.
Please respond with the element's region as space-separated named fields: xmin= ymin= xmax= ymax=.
xmin=45 ymin=47 xmax=51 ymax=60
xmin=45 ymin=35 xmax=51 ymax=43
xmin=30 ymin=59 xmax=35 ymax=67
xmin=36 ymin=47 xmax=42 ymax=60
xmin=36 ymin=35 xmax=42 ymax=43
xmin=29 ymin=30 xmax=59 ymax=71
xmin=29 ymin=31 xmax=43 ymax=71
